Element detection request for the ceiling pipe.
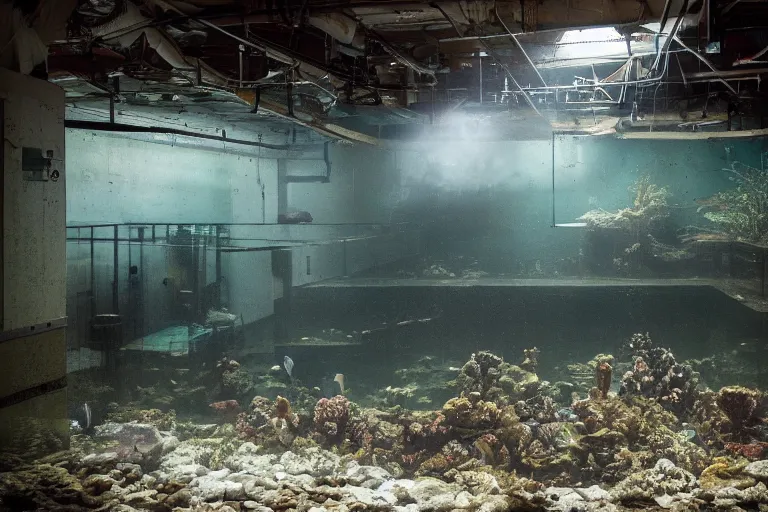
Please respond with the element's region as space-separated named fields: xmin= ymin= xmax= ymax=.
xmin=494 ymin=2 xmax=547 ymax=87
xmin=651 ymin=0 xmax=689 ymax=74
xmin=672 ymin=35 xmax=738 ymax=94
xmin=685 ymin=67 xmax=768 ymax=79
xmin=657 ymin=0 xmax=674 ymax=37
xmin=64 ymin=119 xmax=294 ymax=149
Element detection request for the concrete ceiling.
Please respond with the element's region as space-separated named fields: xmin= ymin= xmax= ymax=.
xmin=3 ymin=0 xmax=768 ymax=142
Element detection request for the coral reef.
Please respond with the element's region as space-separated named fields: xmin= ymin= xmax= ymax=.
xmin=452 ymin=350 xmax=540 ymax=406
xmin=370 ymin=355 xmax=459 ymax=409
xmin=313 ymin=395 xmax=350 ymax=445
xmin=4 ymin=347 xmax=768 ymax=512
xmin=595 ymin=360 xmax=613 ymax=399
xmin=698 ymin=161 xmax=768 ymax=244
xmin=562 ymin=353 xmax=616 ymax=396
xmin=619 ymin=333 xmax=700 ymax=414
xmin=579 ymin=175 xmax=671 ymax=232
xmin=104 ymin=408 xmax=177 ymax=431
xmin=717 ymin=385 xmax=762 ymax=437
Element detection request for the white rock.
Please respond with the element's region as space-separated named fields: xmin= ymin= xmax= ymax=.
xmin=346 ymin=463 xmax=393 ymax=487
xmin=454 ymin=490 xmax=473 ymax=509
xmin=281 ymin=473 xmax=315 ymax=487
xmin=140 ymin=474 xmax=157 ymax=488
xmin=420 ymin=493 xmax=458 ymax=511
xmin=575 ymin=485 xmax=610 ymax=501
xmin=166 ymin=463 xmax=208 ymax=483
xmin=279 ymin=448 xmax=340 ymax=477
xmin=653 ymin=494 xmax=675 ymax=509
xmin=344 ymin=485 xmax=398 ymax=506
xmin=226 ymin=453 xmax=279 ymax=475
xmin=161 ymin=435 xmax=180 ymax=455
xmin=81 ymin=452 xmax=119 ymax=466
xmin=745 ymin=460 xmax=768 ymax=481
xmin=237 ymin=442 xmax=261 ymax=454
xmin=379 ymin=479 xmax=415 ymax=493
xmin=224 ymin=480 xmax=246 ymax=500
xmin=190 ymin=475 xmax=229 ymax=501
xmin=409 ymin=478 xmax=461 ymax=503
xmin=477 ymin=495 xmax=511 ymax=512
xmin=159 ymin=440 xmax=214 ymax=471
xmin=207 ymin=468 xmax=231 ymax=480
xmin=546 ymin=487 xmax=577 ymax=499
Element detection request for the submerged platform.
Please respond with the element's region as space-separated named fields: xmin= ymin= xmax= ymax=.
xmin=305 ymin=276 xmax=768 ymax=313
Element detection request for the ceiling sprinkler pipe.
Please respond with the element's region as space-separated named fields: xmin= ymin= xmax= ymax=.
xmin=521 ymin=49 xmax=673 ymax=92
xmin=651 ymin=0 xmax=689 ymax=74
xmin=673 ymin=35 xmax=738 ymax=94
xmin=494 ymin=3 xmax=547 ymax=87
xmin=657 ymin=0 xmax=673 ymax=35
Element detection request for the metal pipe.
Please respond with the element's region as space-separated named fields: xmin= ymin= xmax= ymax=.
xmin=477 ymin=38 xmax=543 ymax=117
xmin=685 ymin=67 xmax=768 ymax=79
xmin=494 ymin=3 xmax=547 ymax=87
xmin=196 ymin=18 xmax=294 ymax=66
xmin=238 ymin=44 xmax=244 ymax=87
xmin=652 ymin=0 xmax=689 ymax=74
xmin=478 ymin=54 xmax=483 ymax=103
xmin=520 ymin=49 xmax=673 ymax=92
xmin=431 ymin=2 xmax=463 ymax=37
xmin=657 ymin=0 xmax=673 ymax=36
xmin=113 ymin=225 xmax=119 ymax=314
xmin=365 ymin=27 xmax=437 ymax=85
xmin=64 ymin=120 xmax=294 ymax=150
xmin=673 ymin=35 xmax=738 ymax=94
xmin=551 ymin=131 xmax=556 ymax=228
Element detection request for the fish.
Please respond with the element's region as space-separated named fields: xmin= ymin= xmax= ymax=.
xmin=283 ymin=356 xmax=294 ymax=378
xmin=209 ymin=400 xmax=241 ymax=413
xmin=83 ymin=403 xmax=92 ymax=430
xmin=334 ymin=373 xmax=346 ymax=395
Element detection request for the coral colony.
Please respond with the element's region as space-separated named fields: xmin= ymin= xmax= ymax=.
xmin=4 ymin=334 xmax=768 ymax=511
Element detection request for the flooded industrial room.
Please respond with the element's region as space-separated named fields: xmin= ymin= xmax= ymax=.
xmin=2 ymin=0 xmax=768 ymax=510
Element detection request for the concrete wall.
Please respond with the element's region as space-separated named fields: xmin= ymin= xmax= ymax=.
xmin=287 ymin=144 xmax=401 ymax=224
xmin=286 ymin=144 xmax=412 ymax=287
xmin=66 ymin=131 xmax=275 ymax=224
xmin=65 ymin=136 xmax=414 ymax=355
xmin=0 ymin=69 xmax=68 ymax=458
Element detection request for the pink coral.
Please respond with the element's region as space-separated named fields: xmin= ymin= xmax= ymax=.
xmin=235 ymin=412 xmax=257 ymax=440
xmin=724 ymin=442 xmax=768 ymax=459
xmin=313 ymin=395 xmax=350 ymax=443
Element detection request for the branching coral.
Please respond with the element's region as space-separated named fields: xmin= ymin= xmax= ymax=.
xmin=699 ymin=162 xmax=768 ymax=244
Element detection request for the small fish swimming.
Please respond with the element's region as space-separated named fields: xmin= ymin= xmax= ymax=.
xmin=283 ymin=356 xmax=294 ymax=379
xmin=334 ymin=373 xmax=345 ymax=395
xmin=83 ymin=403 xmax=92 ymax=430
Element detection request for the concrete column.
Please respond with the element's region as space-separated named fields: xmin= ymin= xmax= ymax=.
xmin=0 ymin=69 xmax=68 ymax=458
